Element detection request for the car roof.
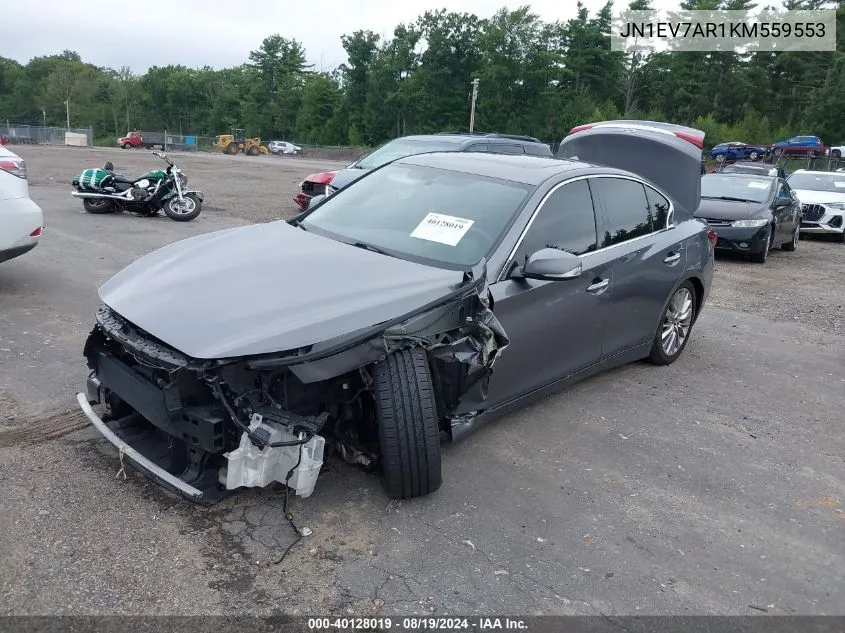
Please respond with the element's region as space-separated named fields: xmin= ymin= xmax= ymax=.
xmin=396 ymin=133 xmax=545 ymax=147
xmin=790 ymin=169 xmax=834 ymax=175
xmin=704 ymin=171 xmax=775 ymax=180
xmin=397 ymin=151 xmax=600 ymax=185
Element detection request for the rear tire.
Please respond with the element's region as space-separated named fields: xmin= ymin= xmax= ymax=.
xmin=82 ymin=198 xmax=113 ymax=214
xmin=782 ymin=224 xmax=799 ymax=251
xmin=647 ymin=282 xmax=697 ymax=366
xmin=225 ymin=142 xmax=239 ymax=155
xmin=373 ymin=348 xmax=442 ymax=499
xmin=833 ymin=149 xmax=842 ymax=159
xmin=163 ymin=193 xmax=202 ymax=222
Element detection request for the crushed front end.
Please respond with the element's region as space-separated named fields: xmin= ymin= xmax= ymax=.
xmin=80 ymin=265 xmax=508 ymax=503
xmin=81 ymin=305 xmax=335 ymax=503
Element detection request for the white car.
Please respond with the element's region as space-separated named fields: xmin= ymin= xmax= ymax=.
xmin=0 ymin=145 xmax=44 ymax=263
xmin=787 ymin=169 xmax=845 ymax=242
xmin=268 ymin=140 xmax=302 ymax=155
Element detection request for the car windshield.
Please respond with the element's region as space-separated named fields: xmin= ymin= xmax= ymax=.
xmin=301 ymin=163 xmax=533 ymax=269
xmin=701 ymin=174 xmax=773 ymax=203
xmin=354 ymin=139 xmax=462 ymax=170
xmin=787 ymin=172 xmax=845 ymax=193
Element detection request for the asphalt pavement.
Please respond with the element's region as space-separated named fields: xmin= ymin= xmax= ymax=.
xmin=1 ymin=182 xmax=843 ymax=617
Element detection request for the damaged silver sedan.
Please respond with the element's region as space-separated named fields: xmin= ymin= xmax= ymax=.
xmin=79 ymin=122 xmax=714 ymax=502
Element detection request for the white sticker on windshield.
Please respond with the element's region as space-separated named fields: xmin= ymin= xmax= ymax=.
xmin=835 ymin=182 xmax=845 ymax=188
xmin=747 ymin=182 xmax=769 ymax=189
xmin=410 ymin=212 xmax=474 ymax=246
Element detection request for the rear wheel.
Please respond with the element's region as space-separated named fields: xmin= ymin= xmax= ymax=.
xmin=373 ymin=348 xmax=442 ymax=499
xmin=647 ymin=282 xmax=697 ymax=366
xmin=163 ymin=193 xmax=202 ymax=222
xmin=782 ymin=223 xmax=799 ymax=251
xmin=225 ymin=142 xmax=239 ymax=155
xmin=122 ymin=143 xmax=132 ymax=149
xmin=749 ymin=150 xmax=760 ymax=161
xmin=82 ymin=198 xmax=113 ymax=214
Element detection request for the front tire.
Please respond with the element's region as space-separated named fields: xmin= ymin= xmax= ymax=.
xmin=751 ymin=227 xmax=773 ymax=263
xmin=246 ymin=145 xmax=260 ymax=156
xmin=749 ymin=150 xmax=760 ymax=161
xmin=647 ymin=282 xmax=697 ymax=366
xmin=163 ymin=193 xmax=202 ymax=222
xmin=82 ymin=198 xmax=114 ymax=214
xmin=373 ymin=348 xmax=442 ymax=499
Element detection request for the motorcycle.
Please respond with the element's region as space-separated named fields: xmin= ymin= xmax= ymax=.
xmin=71 ymin=151 xmax=203 ymax=222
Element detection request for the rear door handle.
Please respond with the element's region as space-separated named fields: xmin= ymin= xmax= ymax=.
xmin=586 ymin=278 xmax=610 ymax=295
xmin=663 ymin=252 xmax=681 ymax=265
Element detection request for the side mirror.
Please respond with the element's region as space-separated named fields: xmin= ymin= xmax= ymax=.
xmin=774 ymin=197 xmax=791 ymax=209
xmin=519 ymin=248 xmax=583 ymax=281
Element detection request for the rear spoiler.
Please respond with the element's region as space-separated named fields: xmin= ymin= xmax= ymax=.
xmin=568 ymin=120 xmax=704 ymax=149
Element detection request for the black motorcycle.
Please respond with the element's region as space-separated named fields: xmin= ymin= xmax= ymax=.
xmin=71 ymin=152 xmax=203 ymax=222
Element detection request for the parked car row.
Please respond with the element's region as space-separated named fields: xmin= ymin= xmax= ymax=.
xmin=710 ymin=135 xmax=842 ymax=163
xmin=694 ymin=161 xmax=845 ymax=262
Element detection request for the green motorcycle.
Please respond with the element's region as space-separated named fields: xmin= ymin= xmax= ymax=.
xmin=71 ymin=151 xmax=203 ymax=222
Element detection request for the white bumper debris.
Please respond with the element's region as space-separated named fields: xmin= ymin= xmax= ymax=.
xmin=220 ymin=413 xmax=325 ymax=497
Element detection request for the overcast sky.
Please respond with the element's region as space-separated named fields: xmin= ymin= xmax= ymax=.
xmin=4 ymin=0 xmax=673 ymax=73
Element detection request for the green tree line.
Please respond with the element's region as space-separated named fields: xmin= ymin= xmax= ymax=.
xmin=1 ymin=0 xmax=843 ymax=149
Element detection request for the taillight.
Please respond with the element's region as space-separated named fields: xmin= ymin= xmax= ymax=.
xmin=707 ymin=229 xmax=717 ymax=247
xmin=30 ymin=226 xmax=42 ymax=237
xmin=674 ymin=131 xmax=704 ymax=149
xmin=569 ymin=123 xmax=594 ymax=135
xmin=0 ymin=158 xmax=27 ymax=179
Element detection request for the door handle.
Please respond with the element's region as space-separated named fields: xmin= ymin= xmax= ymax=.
xmin=586 ymin=278 xmax=610 ymax=294
xmin=663 ymin=252 xmax=681 ymax=265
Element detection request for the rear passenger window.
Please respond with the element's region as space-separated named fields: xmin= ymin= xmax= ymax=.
xmin=592 ymin=177 xmax=652 ymax=247
xmin=523 ymin=144 xmax=552 ymax=157
xmin=515 ymin=180 xmax=598 ymax=261
xmin=645 ymin=186 xmax=672 ymax=228
xmin=490 ymin=144 xmax=525 ymax=155
xmin=466 ymin=143 xmax=488 ymax=152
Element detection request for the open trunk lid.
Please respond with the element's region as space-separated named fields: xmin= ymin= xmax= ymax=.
xmin=557 ymin=120 xmax=705 ymax=219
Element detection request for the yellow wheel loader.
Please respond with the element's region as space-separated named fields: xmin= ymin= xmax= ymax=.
xmin=214 ymin=129 xmax=269 ymax=156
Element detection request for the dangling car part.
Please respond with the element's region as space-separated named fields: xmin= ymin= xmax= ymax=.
xmin=79 ymin=120 xmax=713 ymax=504
xmin=71 ymin=151 xmax=203 ymax=222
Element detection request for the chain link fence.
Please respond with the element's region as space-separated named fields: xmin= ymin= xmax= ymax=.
xmin=0 ymin=123 xmax=93 ymax=146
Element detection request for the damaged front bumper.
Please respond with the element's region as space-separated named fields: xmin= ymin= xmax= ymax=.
xmin=77 ymin=391 xmax=205 ymax=499
xmin=79 ymin=260 xmax=508 ymax=502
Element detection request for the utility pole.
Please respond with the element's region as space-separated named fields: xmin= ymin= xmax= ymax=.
xmin=42 ymin=106 xmax=46 ymax=127
xmin=64 ymin=100 xmax=70 ymax=128
xmin=469 ymin=78 xmax=479 ymax=132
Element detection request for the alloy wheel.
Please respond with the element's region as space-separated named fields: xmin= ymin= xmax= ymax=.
xmin=169 ymin=197 xmax=196 ymax=215
xmin=661 ymin=288 xmax=694 ymax=357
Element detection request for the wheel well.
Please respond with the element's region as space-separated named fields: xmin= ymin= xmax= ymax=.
xmin=687 ymin=276 xmax=705 ymax=319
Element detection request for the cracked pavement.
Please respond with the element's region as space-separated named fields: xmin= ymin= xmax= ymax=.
xmin=1 ymin=151 xmax=843 ymax=616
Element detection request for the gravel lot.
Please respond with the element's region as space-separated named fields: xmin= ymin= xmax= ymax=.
xmin=1 ymin=146 xmax=843 ymax=618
